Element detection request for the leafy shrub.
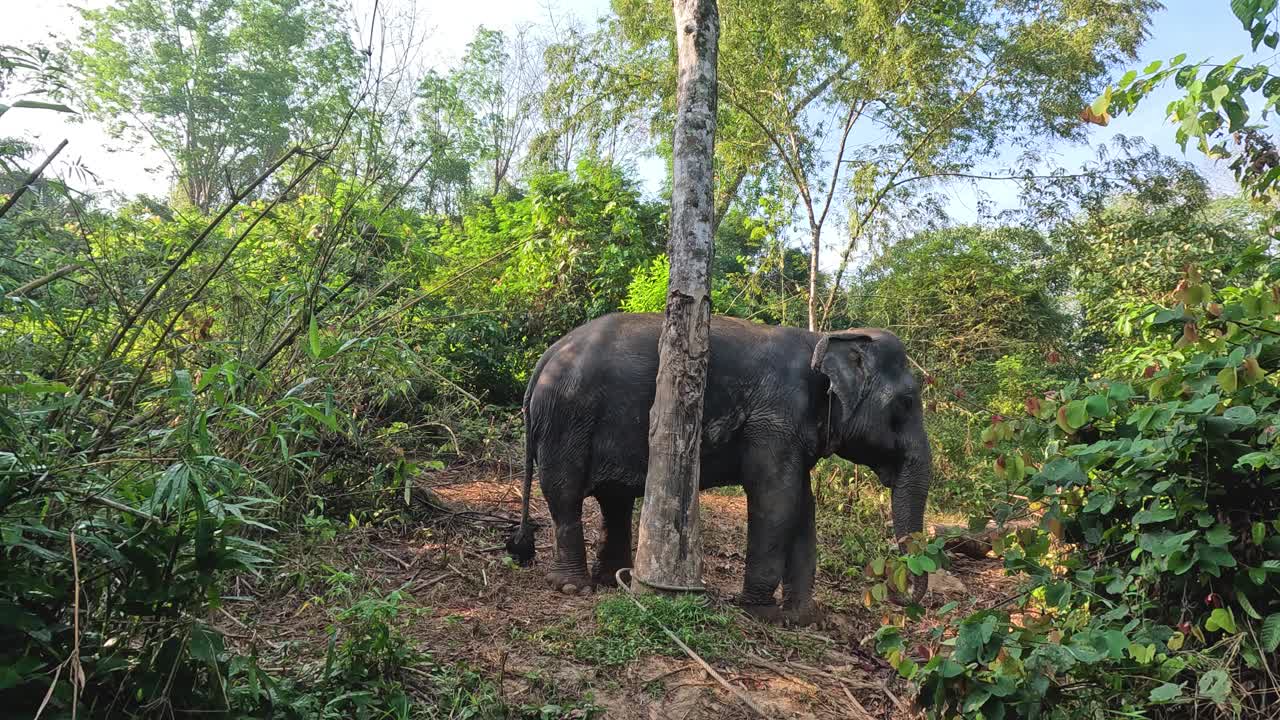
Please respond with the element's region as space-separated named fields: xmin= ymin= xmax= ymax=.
xmin=622 ymin=253 xmax=670 ymax=313
xmin=878 ymin=263 xmax=1280 ymax=718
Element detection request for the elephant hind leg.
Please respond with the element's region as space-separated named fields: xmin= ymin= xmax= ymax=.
xmin=591 ymin=494 xmax=635 ymax=587
xmin=539 ymin=456 xmax=593 ymax=596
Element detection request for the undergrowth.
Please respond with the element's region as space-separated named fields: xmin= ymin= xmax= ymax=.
xmin=529 ymin=594 xmax=742 ymax=667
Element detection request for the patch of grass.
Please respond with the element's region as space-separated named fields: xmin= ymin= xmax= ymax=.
xmin=529 ymin=594 xmax=742 ymax=667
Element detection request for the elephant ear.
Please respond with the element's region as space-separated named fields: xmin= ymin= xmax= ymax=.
xmin=811 ymin=331 xmax=877 ymax=440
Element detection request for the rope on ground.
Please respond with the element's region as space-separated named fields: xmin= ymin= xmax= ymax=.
xmin=614 ymin=568 xmax=768 ymax=718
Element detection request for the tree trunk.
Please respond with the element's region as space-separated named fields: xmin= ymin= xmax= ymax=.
xmin=633 ymin=0 xmax=719 ymax=593
xmin=807 ymin=224 xmax=820 ymax=331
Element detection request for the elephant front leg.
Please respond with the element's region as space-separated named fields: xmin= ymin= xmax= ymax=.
xmin=591 ymin=494 xmax=634 ymax=587
xmin=781 ymin=484 xmax=821 ymax=626
xmin=736 ymin=457 xmax=798 ymax=616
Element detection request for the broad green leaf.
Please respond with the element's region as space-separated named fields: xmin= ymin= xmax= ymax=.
xmin=1134 ymin=506 xmax=1176 ymax=525
xmin=1223 ymin=405 xmax=1257 ymax=424
xmin=1205 ymin=607 xmax=1237 ymax=634
xmin=1085 ymin=394 xmax=1109 ymax=418
xmin=1065 ymin=400 xmax=1089 ymax=429
xmin=1144 ymin=60 xmax=1163 ymax=74
xmin=1205 ymin=524 xmax=1234 ymax=546
xmin=1263 ymin=614 xmax=1280 ymax=652
xmin=1198 ymin=669 xmax=1230 ymax=703
xmin=1218 ymin=366 xmax=1238 ymax=393
xmin=1108 ymin=382 xmax=1134 ymax=402
xmin=1150 ymin=682 xmax=1183 ymax=702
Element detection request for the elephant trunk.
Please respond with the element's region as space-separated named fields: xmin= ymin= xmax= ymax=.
xmin=890 ymin=440 xmax=932 ymax=602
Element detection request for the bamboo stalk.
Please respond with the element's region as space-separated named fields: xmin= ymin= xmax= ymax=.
xmin=0 ymin=139 xmax=68 ymax=220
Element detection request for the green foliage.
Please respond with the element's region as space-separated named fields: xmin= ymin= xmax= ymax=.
xmin=852 ymin=225 xmax=1075 ymax=513
xmin=69 ymin=0 xmax=361 ymax=211
xmin=883 ymin=261 xmax=1280 ymax=718
xmin=621 ymin=253 xmax=669 ymax=313
xmin=405 ymin=159 xmax=665 ymax=403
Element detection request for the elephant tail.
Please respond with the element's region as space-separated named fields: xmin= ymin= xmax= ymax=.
xmin=506 ymin=400 xmax=537 ymax=566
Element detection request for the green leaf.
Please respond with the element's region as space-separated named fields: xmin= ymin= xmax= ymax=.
xmin=1134 ymin=506 xmax=1176 ymax=525
xmin=1237 ymin=590 xmax=1263 ymax=620
xmin=1262 ymin=614 xmax=1280 ymax=652
xmin=1120 ymin=69 xmax=1137 ymax=87
xmin=1206 ymin=607 xmax=1238 ymax=634
xmin=1210 ymin=83 xmax=1230 ymax=108
xmin=0 ymin=381 xmax=72 ymax=395
xmin=3 ymin=99 xmax=74 ymax=116
xmin=1150 ymin=682 xmax=1183 ymax=702
xmin=1091 ymin=86 xmax=1112 ymax=116
xmin=1205 ymin=524 xmax=1234 ymax=546
xmin=1064 ymin=400 xmax=1089 ymax=429
xmin=1253 ymin=522 xmax=1267 ymax=546
xmin=1085 ymin=394 xmax=1110 ymax=418
xmin=1218 ymin=366 xmax=1238 ymax=393
xmin=1108 ymin=382 xmax=1134 ymax=402
xmin=1198 ymin=669 xmax=1230 ymax=703
xmin=1223 ymin=405 xmax=1257 ymax=424
xmin=308 ymin=314 xmax=321 ymax=358
xmin=1127 ymin=642 xmax=1156 ymax=664
xmin=1171 ymin=53 xmax=1187 ymax=66
xmin=1144 ymin=60 xmax=1163 ymax=74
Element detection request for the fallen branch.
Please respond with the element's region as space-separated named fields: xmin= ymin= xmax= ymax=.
xmin=841 ymin=683 xmax=876 ymax=720
xmin=371 ymin=544 xmax=412 ymax=570
xmin=617 ymin=568 xmax=768 ymax=718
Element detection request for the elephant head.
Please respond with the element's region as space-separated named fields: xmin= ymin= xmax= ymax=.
xmin=811 ymin=329 xmax=932 ymax=600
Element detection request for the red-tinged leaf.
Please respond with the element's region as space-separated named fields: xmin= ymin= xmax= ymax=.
xmin=1144 ymin=363 xmax=1160 ymax=378
xmin=1080 ymin=105 xmax=1111 ymax=126
xmin=1025 ymin=396 xmax=1041 ymax=416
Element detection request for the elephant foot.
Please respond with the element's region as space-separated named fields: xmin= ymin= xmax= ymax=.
xmin=780 ymin=602 xmax=823 ymax=628
xmin=735 ymin=600 xmax=783 ymax=624
xmin=590 ymin=559 xmax=628 ymax=588
xmin=544 ymin=568 xmax=594 ymax=596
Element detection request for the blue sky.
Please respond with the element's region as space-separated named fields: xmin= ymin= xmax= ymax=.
xmin=0 ymin=0 xmax=1265 ymax=222
xmin=930 ymin=1 xmax=1270 ymax=221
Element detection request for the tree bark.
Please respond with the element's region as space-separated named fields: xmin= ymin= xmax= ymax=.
xmin=633 ymin=0 xmax=719 ymax=593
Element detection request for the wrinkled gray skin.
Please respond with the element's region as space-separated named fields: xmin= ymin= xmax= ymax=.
xmin=507 ymin=312 xmax=931 ymax=621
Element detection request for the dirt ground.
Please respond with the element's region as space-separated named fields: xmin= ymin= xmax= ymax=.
xmin=219 ymin=462 xmax=1019 ymax=719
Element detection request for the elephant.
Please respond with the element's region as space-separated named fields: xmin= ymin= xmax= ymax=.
xmin=505 ymin=312 xmax=931 ymax=620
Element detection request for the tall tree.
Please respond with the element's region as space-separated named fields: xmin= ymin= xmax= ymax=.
xmin=614 ymin=0 xmax=1159 ymax=331
xmin=633 ymin=0 xmax=718 ymax=592
xmin=524 ymin=25 xmax=653 ymax=175
xmin=413 ymin=27 xmax=543 ymax=208
xmin=69 ymin=0 xmax=361 ymax=212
